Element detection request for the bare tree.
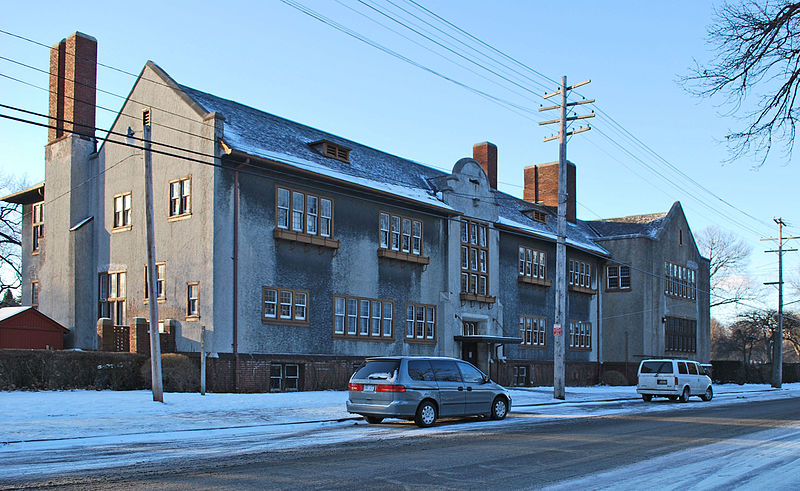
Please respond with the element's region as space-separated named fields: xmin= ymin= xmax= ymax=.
xmin=711 ymin=317 xmax=737 ymax=359
xmin=697 ymin=226 xmax=757 ymax=308
xmin=0 ymin=174 xmax=25 ymax=300
xmin=685 ymin=1 xmax=800 ymax=164
xmin=781 ymin=310 xmax=800 ymax=360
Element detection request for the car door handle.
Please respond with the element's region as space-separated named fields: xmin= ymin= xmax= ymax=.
xmin=457 ymin=386 xmax=464 ymax=391
xmin=466 ymin=386 xmax=473 ymax=391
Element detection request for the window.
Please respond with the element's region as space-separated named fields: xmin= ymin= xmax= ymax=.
xmin=531 ymin=210 xmax=547 ymax=224
xmin=607 ymin=265 xmax=631 ymax=291
xmin=513 ymin=365 xmax=529 ymax=386
xmin=568 ymin=320 xmax=592 ymax=350
xmin=518 ymin=246 xmax=546 ymax=280
xmin=665 ymin=316 xmax=697 ymax=353
xmin=378 ymin=213 xmax=423 ymax=256
xmin=31 ymin=281 xmax=39 ymax=309
xmin=169 ymin=177 xmax=191 ymax=218
xmin=270 ymin=363 xmax=300 ymax=392
xmin=99 ymin=271 xmax=126 ymax=326
xmin=32 ymin=203 xmax=44 ymax=252
xmin=519 ymin=315 xmax=546 ymax=347
xmin=144 ymin=262 xmax=166 ymax=301
xmin=276 ymin=186 xmax=333 ymax=238
xmin=186 ymin=282 xmax=199 ymax=318
xmin=462 ymin=321 xmax=479 ymax=336
xmin=113 ymin=192 xmax=132 ymax=229
xmin=569 ymin=260 xmax=593 ymax=290
xmin=334 ymin=295 xmax=393 ymax=338
xmin=461 ymin=218 xmax=489 ymax=297
xmin=405 ymin=303 xmax=436 ymax=341
xmin=379 ymin=213 xmax=390 ymax=248
xmin=262 ymin=287 xmax=309 ymax=324
xmin=664 ymin=261 xmax=696 ymax=300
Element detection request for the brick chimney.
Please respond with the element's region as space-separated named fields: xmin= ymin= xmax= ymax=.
xmin=523 ymin=161 xmax=576 ymax=223
xmin=472 ymin=141 xmax=497 ymax=189
xmin=48 ymin=32 xmax=97 ymax=143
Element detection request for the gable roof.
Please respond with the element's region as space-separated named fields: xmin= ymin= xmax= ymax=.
xmin=0 ymin=307 xmax=69 ymax=332
xmin=588 ymin=202 xmax=680 ymax=240
xmin=149 ymin=63 xmax=608 ymax=256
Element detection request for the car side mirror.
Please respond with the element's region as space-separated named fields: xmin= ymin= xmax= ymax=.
xmin=482 ymin=375 xmax=490 ymax=384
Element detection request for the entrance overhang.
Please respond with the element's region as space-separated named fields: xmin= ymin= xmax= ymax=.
xmin=454 ymin=335 xmax=522 ymax=344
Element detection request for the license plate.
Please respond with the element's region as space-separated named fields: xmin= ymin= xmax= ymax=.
xmin=657 ymin=379 xmax=667 ymax=385
xmin=364 ymin=385 xmax=375 ymax=392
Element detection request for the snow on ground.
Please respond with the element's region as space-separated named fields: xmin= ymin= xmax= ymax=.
xmin=1 ymin=383 xmax=799 ymax=481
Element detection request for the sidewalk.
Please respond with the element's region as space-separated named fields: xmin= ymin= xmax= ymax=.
xmin=1 ymin=383 xmax=799 ymax=480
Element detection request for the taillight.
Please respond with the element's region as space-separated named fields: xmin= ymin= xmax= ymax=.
xmin=348 ymin=383 xmax=363 ymax=391
xmin=376 ymin=384 xmax=406 ymax=392
xmin=674 ymin=377 xmax=678 ymax=386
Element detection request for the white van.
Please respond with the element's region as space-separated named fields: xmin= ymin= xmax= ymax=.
xmin=636 ymin=359 xmax=713 ymax=403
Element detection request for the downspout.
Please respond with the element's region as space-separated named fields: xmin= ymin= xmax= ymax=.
xmin=233 ymin=164 xmax=240 ymax=391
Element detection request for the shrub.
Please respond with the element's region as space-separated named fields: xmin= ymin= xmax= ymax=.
xmin=140 ymin=353 xmax=199 ymax=392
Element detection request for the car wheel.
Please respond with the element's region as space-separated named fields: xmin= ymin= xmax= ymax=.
xmin=701 ymin=386 xmax=713 ymax=402
xmin=679 ymin=386 xmax=690 ymax=403
xmin=642 ymin=394 xmax=653 ymax=402
xmin=415 ymin=401 xmax=437 ymax=428
xmin=364 ymin=416 xmax=384 ymax=424
xmin=491 ymin=397 xmax=508 ymax=420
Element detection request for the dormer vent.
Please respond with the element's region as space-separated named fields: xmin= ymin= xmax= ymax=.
xmin=310 ymin=139 xmax=351 ymax=163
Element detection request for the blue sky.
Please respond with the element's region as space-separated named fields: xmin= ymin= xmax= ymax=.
xmin=1 ymin=1 xmax=797 ymax=318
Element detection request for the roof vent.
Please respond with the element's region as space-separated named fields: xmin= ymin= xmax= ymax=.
xmin=310 ymin=139 xmax=351 ymax=163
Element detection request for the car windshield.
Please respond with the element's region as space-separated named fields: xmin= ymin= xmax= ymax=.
xmin=353 ymin=360 xmax=400 ymax=381
xmin=640 ymin=361 xmax=673 ymax=374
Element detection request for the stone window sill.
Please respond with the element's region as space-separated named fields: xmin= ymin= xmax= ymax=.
xmin=518 ymin=276 xmax=552 ymax=287
xmin=274 ymin=228 xmax=340 ymax=249
xmin=377 ymin=248 xmax=430 ymax=265
xmin=460 ymin=292 xmax=496 ymax=304
xmin=569 ymin=285 xmax=597 ymax=295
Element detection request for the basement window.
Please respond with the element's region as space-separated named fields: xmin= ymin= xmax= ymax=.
xmin=310 ymin=140 xmax=351 ymax=163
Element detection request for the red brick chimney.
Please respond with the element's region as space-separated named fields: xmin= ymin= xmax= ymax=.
xmin=523 ymin=161 xmax=576 ymax=223
xmin=473 ymin=141 xmax=497 ymax=189
xmin=48 ymin=32 xmax=97 ymax=142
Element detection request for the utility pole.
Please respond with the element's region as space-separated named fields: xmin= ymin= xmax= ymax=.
xmin=540 ymin=76 xmax=594 ymax=400
xmin=143 ymin=110 xmax=164 ymax=402
xmin=762 ymin=218 xmax=798 ymax=388
xmin=200 ymin=326 xmax=206 ymax=396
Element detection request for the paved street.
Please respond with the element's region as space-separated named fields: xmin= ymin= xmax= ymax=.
xmin=6 ymin=397 xmax=798 ymax=490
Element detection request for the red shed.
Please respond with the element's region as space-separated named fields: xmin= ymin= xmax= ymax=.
xmin=0 ymin=307 xmax=69 ymax=350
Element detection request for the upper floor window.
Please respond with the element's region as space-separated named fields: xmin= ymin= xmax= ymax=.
xmin=607 ymin=265 xmax=631 ymax=291
xmin=334 ymin=295 xmax=393 ymax=338
xmin=519 ymin=246 xmax=546 ymax=280
xmin=519 ymin=315 xmax=546 ymax=348
xmin=186 ymin=282 xmax=199 ymax=319
xmin=113 ymin=192 xmax=132 ymax=230
xmin=405 ymin=303 xmax=435 ymax=342
xmin=32 ymin=203 xmax=44 ymax=252
xmin=99 ymin=271 xmax=126 ymax=326
xmin=379 ymin=212 xmax=422 ymax=255
xmin=276 ymin=187 xmax=332 ymax=238
xmin=568 ymin=320 xmax=591 ymax=350
xmin=460 ymin=219 xmax=489 ymax=297
xmin=568 ymin=260 xmax=593 ymax=289
xmin=144 ymin=262 xmax=166 ymax=301
xmin=665 ymin=261 xmax=696 ymax=300
xmin=169 ymin=177 xmax=191 ymax=218
xmin=263 ymin=286 xmax=309 ymax=324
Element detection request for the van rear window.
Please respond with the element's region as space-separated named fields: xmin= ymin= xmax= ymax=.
xmin=640 ymin=361 xmax=673 ymax=374
xmin=354 ymin=360 xmax=400 ymax=381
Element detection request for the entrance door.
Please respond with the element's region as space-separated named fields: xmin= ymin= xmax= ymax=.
xmin=462 ymin=342 xmax=479 ymax=366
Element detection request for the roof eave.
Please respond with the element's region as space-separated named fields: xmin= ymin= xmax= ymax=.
xmin=495 ymin=222 xmax=610 ymax=258
xmin=1 ymin=183 xmax=44 ymax=204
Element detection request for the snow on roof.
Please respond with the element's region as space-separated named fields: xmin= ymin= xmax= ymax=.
xmin=589 ymin=210 xmax=670 ymax=240
xmin=176 ymin=80 xmax=605 ymax=252
xmin=0 ymin=306 xmax=32 ymax=322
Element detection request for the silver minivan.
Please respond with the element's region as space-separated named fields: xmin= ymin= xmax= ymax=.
xmin=637 ymin=358 xmax=713 ymax=403
xmin=346 ymin=356 xmax=511 ymax=427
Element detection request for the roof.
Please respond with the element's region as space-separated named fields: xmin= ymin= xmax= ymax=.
xmin=1 ymin=183 xmax=44 ymax=205
xmin=588 ymin=206 xmax=673 ymax=240
xmin=0 ymin=307 xmax=69 ymax=332
xmin=151 ymin=63 xmax=608 ymax=255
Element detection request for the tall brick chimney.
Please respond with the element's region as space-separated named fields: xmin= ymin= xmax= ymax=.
xmin=473 ymin=141 xmax=497 ymax=189
xmin=48 ymin=32 xmax=97 ymax=142
xmin=523 ymin=161 xmax=576 ymax=223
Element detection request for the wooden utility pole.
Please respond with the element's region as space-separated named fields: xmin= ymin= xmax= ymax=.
xmin=143 ymin=110 xmax=164 ymax=402
xmin=762 ymin=218 xmax=798 ymax=388
xmin=540 ymin=77 xmax=594 ymax=400
xmin=200 ymin=326 xmax=206 ymax=396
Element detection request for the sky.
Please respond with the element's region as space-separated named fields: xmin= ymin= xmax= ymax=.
xmin=0 ymin=0 xmax=797 ymax=320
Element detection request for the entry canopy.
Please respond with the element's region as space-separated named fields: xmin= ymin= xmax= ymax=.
xmin=454 ymin=335 xmax=523 ymax=344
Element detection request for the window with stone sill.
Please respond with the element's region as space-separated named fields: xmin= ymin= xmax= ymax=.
xmin=333 ymin=295 xmax=393 ymax=338
xmin=276 ymin=186 xmax=333 ymax=239
xmin=460 ymin=218 xmax=489 ymax=297
xmin=568 ymin=321 xmax=592 ymax=350
xmin=263 ymin=286 xmax=309 ymax=324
